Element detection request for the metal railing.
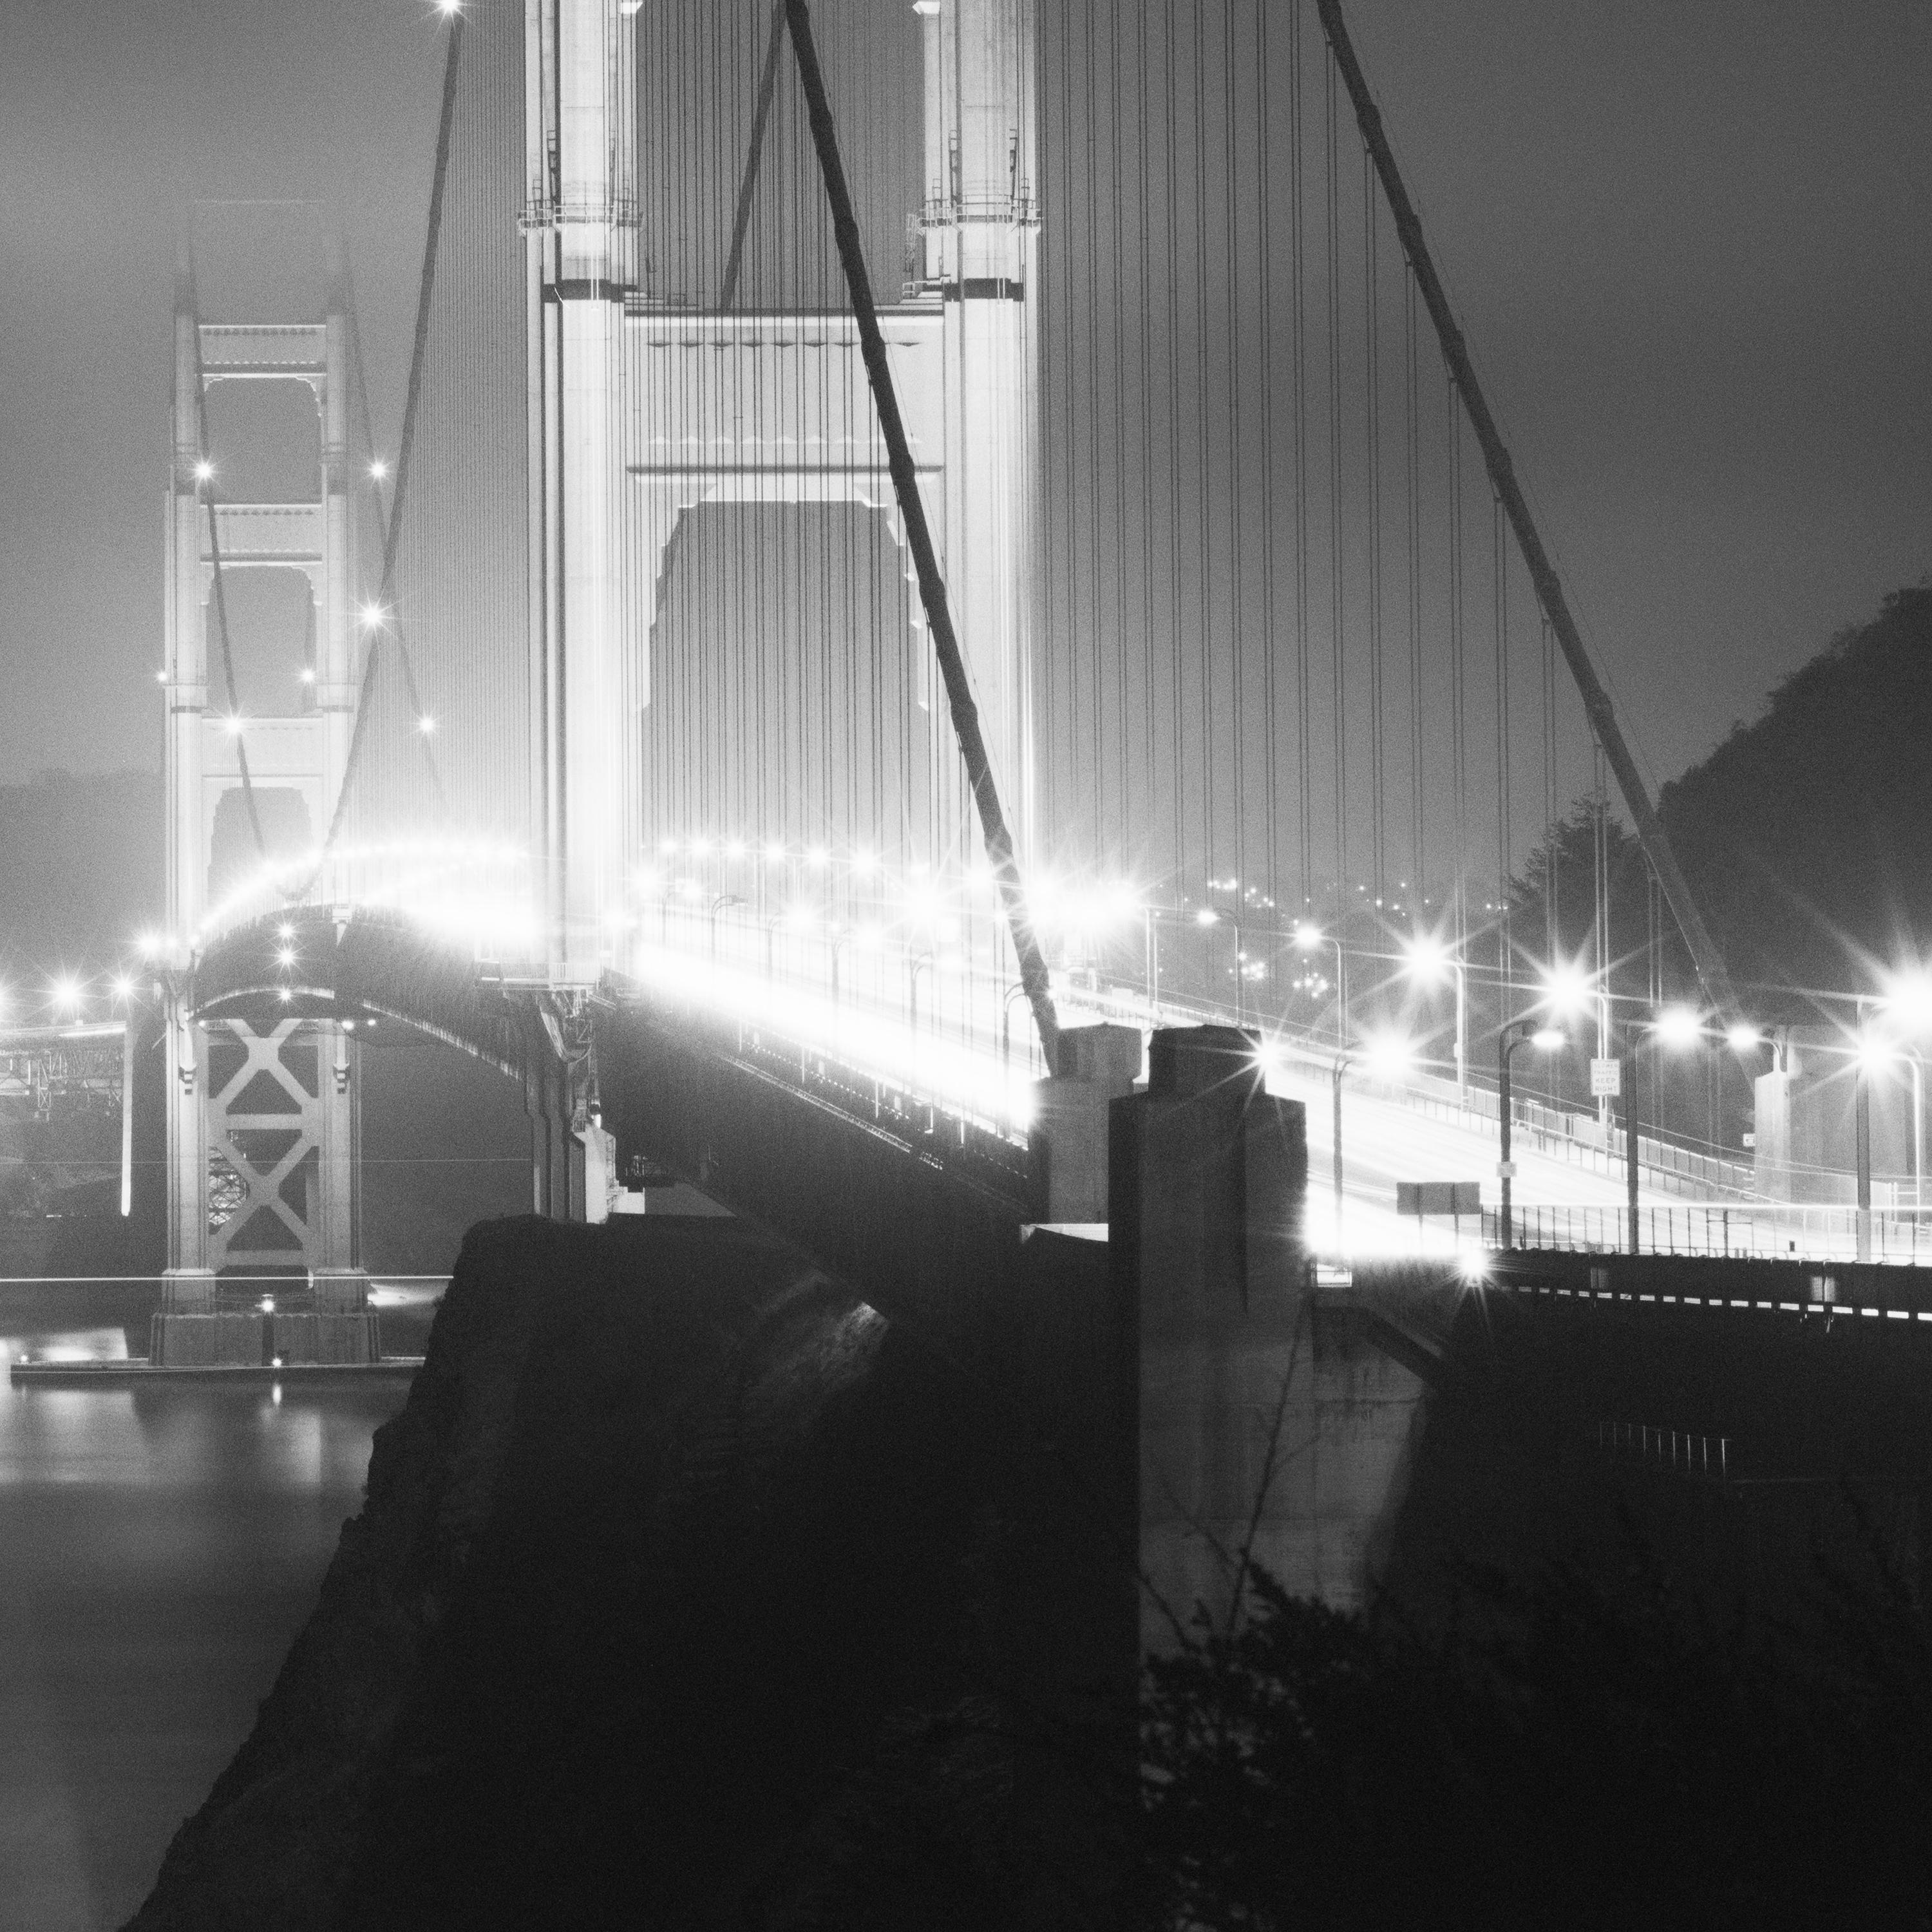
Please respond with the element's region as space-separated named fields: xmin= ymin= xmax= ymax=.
xmin=1495 ymin=1202 xmax=1932 ymax=1265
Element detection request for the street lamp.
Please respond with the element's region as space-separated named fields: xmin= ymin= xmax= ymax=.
xmin=909 ymin=952 xmax=934 ymax=1032
xmin=1001 ymin=981 xmax=1034 ymax=1073
xmin=1197 ymin=907 xmax=1248 ymax=1027
xmin=1401 ymin=932 xmax=1466 ymax=1099
xmin=1498 ymin=1018 xmax=1566 ymax=1249
xmin=1293 ymin=922 xmax=1346 ymax=1046
xmin=707 ymin=893 xmax=746 ymax=960
xmin=1620 ymin=1005 xmax=1709 ymax=1256
xmin=1330 ymin=1034 xmax=1412 ymax=1251
xmin=1139 ymin=905 xmax=1193 ymax=1024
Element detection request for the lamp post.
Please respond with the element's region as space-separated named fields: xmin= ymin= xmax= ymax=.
xmin=1001 ymin=982 xmax=1035 ymax=1074
xmin=1197 ymin=908 xmax=1247 ymax=1028
xmin=1139 ymin=906 xmax=1193 ymax=1024
xmin=1329 ymin=1036 xmax=1410 ymax=1256
xmin=1855 ymin=995 xmax=1879 ymax=1264
xmin=1331 ymin=1050 xmax=1355 ymax=1249
xmin=1294 ymin=922 xmax=1346 ymax=1047
xmin=1401 ymin=934 xmax=1466 ymax=1100
xmin=1499 ymin=1018 xmax=1565 ymax=1250
xmin=706 ymin=894 xmax=745 ymax=960
xmin=909 ymin=952 xmax=934 ymax=1033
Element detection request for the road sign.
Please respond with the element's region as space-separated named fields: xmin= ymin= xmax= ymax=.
xmin=1590 ymin=1056 xmax=1622 ymax=1097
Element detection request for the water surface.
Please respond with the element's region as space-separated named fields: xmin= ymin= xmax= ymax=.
xmin=0 ymin=1283 xmax=421 ymax=1931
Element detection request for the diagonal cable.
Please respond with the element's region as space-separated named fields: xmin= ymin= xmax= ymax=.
xmin=319 ymin=12 xmax=464 ymax=861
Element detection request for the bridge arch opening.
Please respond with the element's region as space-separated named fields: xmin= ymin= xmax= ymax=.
xmin=206 ymin=785 xmax=314 ymax=909
xmin=641 ymin=497 xmax=942 ymax=866
xmin=199 ymin=377 xmax=322 ymax=504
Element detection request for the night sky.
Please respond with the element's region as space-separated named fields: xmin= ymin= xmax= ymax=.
xmin=0 ymin=0 xmax=1924 ymax=795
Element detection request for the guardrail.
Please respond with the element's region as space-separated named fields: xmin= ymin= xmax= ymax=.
xmin=1495 ymin=1202 xmax=1932 ymax=1265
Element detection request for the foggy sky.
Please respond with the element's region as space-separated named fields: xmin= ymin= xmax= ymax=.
xmin=0 ymin=0 xmax=1925 ymax=796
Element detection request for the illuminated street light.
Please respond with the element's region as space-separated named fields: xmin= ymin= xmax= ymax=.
xmin=193 ymin=460 xmax=214 ymax=483
xmin=1653 ymin=1005 xmax=1705 ymax=1052
xmin=1881 ymin=967 xmax=1932 ymax=1036
xmin=1291 ymin=922 xmax=1349 ymax=1046
xmin=51 ymin=976 xmax=83 ymax=1018
xmin=1499 ymin=1018 xmax=1566 ymax=1247
xmin=368 ymin=457 xmax=388 ymax=481
xmin=707 ymin=893 xmax=746 ymax=959
xmin=358 ymin=602 xmax=388 ymax=630
xmin=1401 ymin=931 xmax=1466 ymax=1099
xmin=1726 ymin=1020 xmax=1763 ymax=1054
xmin=417 ymin=716 xmax=437 ymax=736
xmin=1538 ymin=961 xmax=1593 ymax=1019
xmin=1331 ymin=1033 xmax=1416 ymax=1249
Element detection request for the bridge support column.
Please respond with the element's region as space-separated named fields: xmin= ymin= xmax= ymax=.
xmin=161 ymin=992 xmax=216 ymax=1316
xmin=1112 ymin=1027 xmax=1312 ymax=1651
xmin=522 ymin=993 xmax=611 ymax=1224
xmin=153 ymin=1016 xmax=375 ymax=1367
xmin=1030 ymin=1023 xmax=1142 ymax=1223
xmin=918 ymin=0 xmax=1041 ymax=858
xmin=526 ymin=0 xmax=639 ymax=985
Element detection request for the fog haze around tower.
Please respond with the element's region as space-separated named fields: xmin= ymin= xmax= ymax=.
xmin=0 ymin=0 xmax=1927 ymax=791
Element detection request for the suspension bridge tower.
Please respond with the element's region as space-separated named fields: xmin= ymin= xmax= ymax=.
xmin=524 ymin=0 xmax=1043 ymax=989
xmin=156 ymin=221 xmax=375 ymax=1361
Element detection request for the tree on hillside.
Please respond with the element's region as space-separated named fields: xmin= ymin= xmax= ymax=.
xmin=1658 ymin=584 xmax=1932 ymax=1007
xmin=1506 ymin=797 xmax=1665 ymax=998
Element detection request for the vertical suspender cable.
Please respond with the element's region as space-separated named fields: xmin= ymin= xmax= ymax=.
xmin=1405 ymin=270 xmax=1423 ymax=910
xmin=1448 ymin=383 xmax=1466 ymax=956
xmin=1290 ymin=0 xmax=1311 ymax=915
xmin=1325 ymin=51 xmax=1346 ymax=931
xmin=1493 ymin=492 xmax=1511 ymax=981
xmin=1222 ymin=0 xmax=1245 ymax=909
xmin=1364 ymin=149 xmax=1385 ymax=912
xmin=1256 ymin=0 xmax=1279 ymax=927
xmin=1312 ymin=0 xmax=1739 ymax=1018
xmin=1193 ymin=1 xmax=1214 ymax=890
xmin=1165 ymin=0 xmax=1186 ymax=893
xmin=1542 ymin=614 xmax=1558 ymax=961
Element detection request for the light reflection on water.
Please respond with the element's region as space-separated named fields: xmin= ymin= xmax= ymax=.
xmin=0 ymin=1283 xmax=417 ymax=1931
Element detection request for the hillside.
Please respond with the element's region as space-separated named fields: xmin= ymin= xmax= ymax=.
xmin=1660 ymin=584 xmax=1932 ymax=1002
